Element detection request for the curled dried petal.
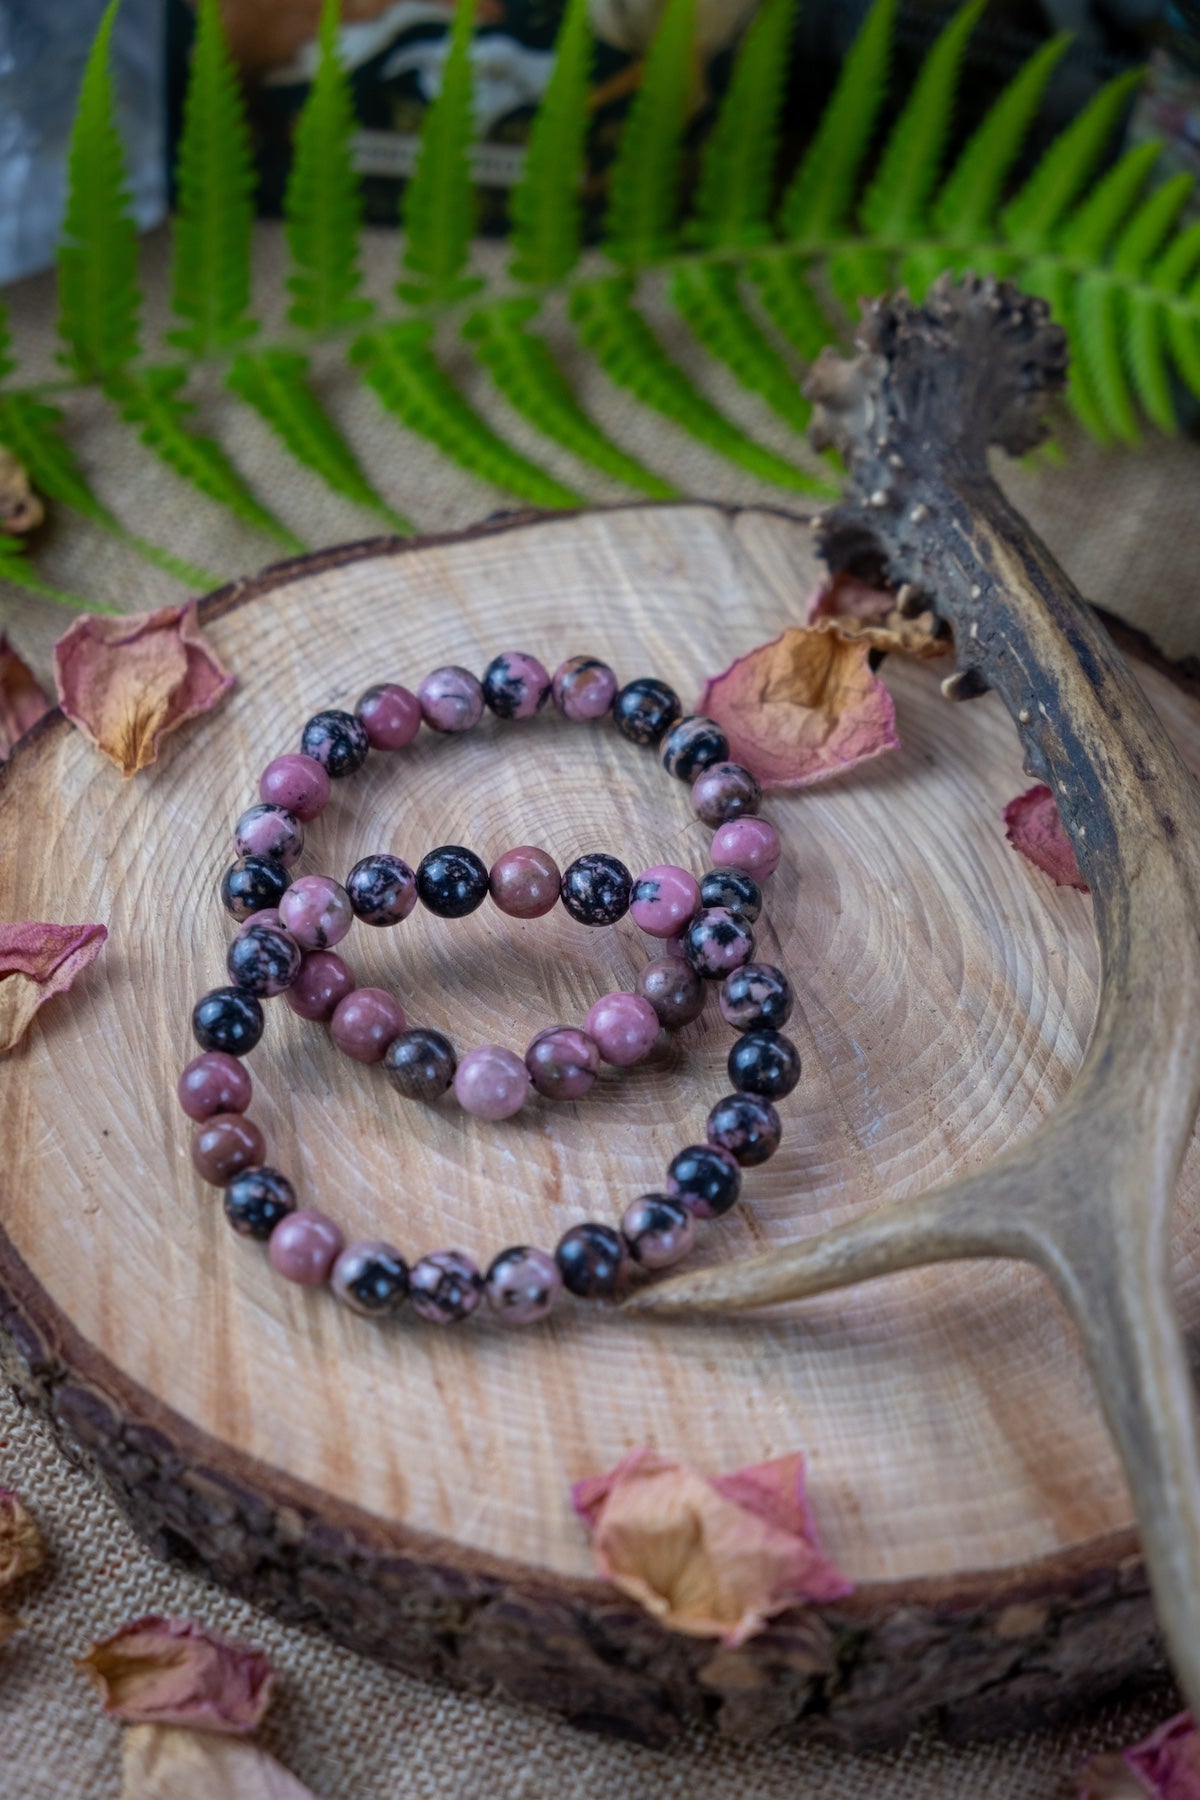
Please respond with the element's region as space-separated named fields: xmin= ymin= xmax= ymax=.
xmin=121 ymin=1725 xmax=323 ymax=1800
xmin=806 ymin=572 xmax=950 ymax=659
xmin=0 ymin=922 xmax=107 ymax=1054
xmin=1004 ymin=784 xmax=1089 ymax=893
xmin=1079 ymin=1712 xmax=1200 ymax=1797
xmin=78 ymin=1616 xmax=274 ymax=1734
xmin=0 ymin=637 xmax=51 ymax=761
xmin=0 ymin=1488 xmax=44 ymax=1589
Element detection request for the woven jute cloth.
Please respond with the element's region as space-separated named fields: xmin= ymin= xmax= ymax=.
xmin=1 ymin=226 xmax=1198 ymax=1797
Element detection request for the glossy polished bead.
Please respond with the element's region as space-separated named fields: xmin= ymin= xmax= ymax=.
xmin=482 ymin=651 xmax=551 ymax=719
xmin=356 ymin=682 xmax=421 ymax=750
xmin=707 ymin=1092 xmax=782 ymax=1166
xmin=454 ymin=1045 xmax=530 ymax=1119
xmin=416 ymin=845 xmax=489 ymax=918
xmin=613 ymin=677 xmax=682 ymax=746
xmin=555 ymin=1222 xmax=626 ymax=1299
xmin=330 ymin=988 xmax=406 ymax=1063
xmin=346 ymin=853 xmax=417 ymax=926
xmin=192 ymin=987 xmax=264 ymax=1056
xmin=268 ymin=1209 xmax=345 ymax=1285
xmin=418 ymin=665 xmax=484 ymax=733
xmin=300 ymin=709 xmax=370 ymax=778
xmin=711 ymin=816 xmax=782 ymax=879
xmin=691 ymin=761 xmax=761 ymax=827
xmin=700 ymin=867 xmax=762 ymax=922
xmin=220 ymin=856 xmax=292 ymax=922
xmin=485 ymin=1246 xmax=562 ymax=1325
xmin=621 ymin=1194 xmax=695 ymax=1269
xmin=385 ymin=1028 xmax=458 ymax=1101
xmin=259 ymin=753 xmax=330 ymax=822
xmin=525 ymin=1026 xmax=600 ymax=1099
xmin=552 ymin=655 xmax=617 ymax=721
xmin=636 ymin=957 xmax=705 ymax=1029
xmin=684 ymin=907 xmax=755 ymax=978
xmin=629 ymin=864 xmax=700 ymax=938
xmin=719 ymin=962 xmax=794 ymax=1033
xmin=280 ymin=875 xmax=353 ymax=950
xmin=666 ymin=1143 xmax=742 ymax=1218
xmin=191 ymin=1113 xmax=265 ymax=1184
xmin=729 ymin=1029 xmax=801 ymax=1099
xmin=223 ymin=1166 xmax=296 ymax=1239
xmin=178 ymin=1052 xmax=252 ymax=1121
xmin=489 ymin=845 xmax=561 ymax=919
xmin=285 ymin=951 xmax=356 ymax=1022
xmin=226 ymin=922 xmax=302 ymax=998
xmin=409 ymin=1250 xmax=483 ymax=1324
xmin=560 ymin=852 xmax=631 ymax=926
xmin=237 ymin=906 xmax=283 ymax=934
xmin=233 ymin=802 xmax=304 ymax=868
xmin=584 ymin=991 xmax=659 ymax=1066
xmin=661 ymin=715 xmax=729 ymax=781
xmin=331 ymin=1240 xmax=410 ymax=1315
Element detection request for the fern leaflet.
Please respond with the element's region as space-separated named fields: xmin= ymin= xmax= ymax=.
xmin=668 ymin=262 xmax=811 ymax=433
xmin=778 ymin=0 xmax=896 ymax=242
xmin=1057 ymin=140 xmax=1161 ymax=262
xmin=827 ymin=246 xmax=894 ymax=319
xmin=399 ymin=0 xmax=483 ymax=305
xmin=1019 ymin=258 xmax=1112 ymax=443
xmin=603 ymin=0 xmax=697 ymax=266
xmin=508 ymin=0 xmax=593 ymax=285
xmin=0 ymin=535 xmax=106 ymax=613
xmin=1112 ymin=172 xmax=1193 ymax=278
xmin=1001 ymin=67 xmax=1144 ymax=254
xmin=1152 ymin=217 xmax=1200 ymax=294
xmin=1073 ymin=270 xmax=1139 ymax=443
xmin=285 ymin=0 xmax=372 ymax=334
xmin=1124 ymin=292 xmax=1177 ymax=434
xmin=934 ymin=31 xmax=1072 ymax=245
xmin=690 ymin=0 xmax=797 ymax=250
xmin=747 ymin=256 xmax=838 ymax=360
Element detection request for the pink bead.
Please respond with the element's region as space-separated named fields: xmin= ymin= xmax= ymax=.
xmin=280 ymin=875 xmax=353 ymax=950
xmin=483 ymin=651 xmax=551 ymax=719
xmin=285 ymin=951 xmax=356 ymax=1022
xmin=418 ymin=665 xmax=484 ymax=733
xmin=356 ymin=683 xmax=422 ymax=750
xmin=629 ymin=864 xmax=701 ymax=938
xmin=485 ymin=1246 xmax=562 ymax=1324
xmin=233 ymin=803 xmax=304 ymax=867
xmin=552 ymin=656 xmax=617 ymax=721
xmin=621 ymin=1193 xmax=696 ymax=1268
xmin=258 ymin=754 xmax=330 ymax=823
xmin=238 ymin=907 xmax=282 ymax=934
xmin=489 ymin=845 xmax=561 ymax=919
xmin=268 ymin=1209 xmax=345 ymax=1286
xmin=584 ymin=991 xmax=660 ymax=1066
xmin=710 ymin=817 xmax=782 ymax=880
xmin=454 ymin=1045 xmax=530 ymax=1119
xmin=330 ymin=988 xmax=407 ymax=1063
xmin=177 ymin=1052 xmax=252 ymax=1121
xmin=525 ymin=1026 xmax=600 ymax=1100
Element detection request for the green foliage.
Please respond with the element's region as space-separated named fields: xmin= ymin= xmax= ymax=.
xmin=507 ymin=0 xmax=592 ymax=284
xmin=399 ymin=0 xmax=483 ymax=305
xmin=690 ymin=0 xmax=797 ymax=250
xmin=667 ymin=263 xmax=811 ymax=433
xmin=933 ymin=32 xmax=1071 ymax=244
xmin=0 ymin=534 xmax=102 ymax=612
xmin=603 ymin=0 xmax=696 ymax=266
xmin=284 ymin=0 xmax=372 ymax=334
xmin=778 ymin=0 xmax=896 ymax=241
xmin=1001 ymin=68 xmax=1144 ymax=253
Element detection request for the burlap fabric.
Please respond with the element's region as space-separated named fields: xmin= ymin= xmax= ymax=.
xmin=1 ymin=226 xmax=1198 ymax=1796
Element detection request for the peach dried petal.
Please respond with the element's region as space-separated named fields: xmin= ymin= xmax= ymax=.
xmin=78 ymin=1616 xmax=274 ymax=1734
xmin=0 ymin=921 xmax=107 ymax=1054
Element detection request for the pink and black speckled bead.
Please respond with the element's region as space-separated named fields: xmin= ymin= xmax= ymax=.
xmin=613 ymin=677 xmax=682 ymax=747
xmin=555 ymin=1222 xmax=626 ymax=1300
xmin=355 ymin=683 xmax=421 ymax=750
xmin=234 ymin=803 xmax=304 ymax=868
xmin=224 ymin=1166 xmax=296 ymax=1239
xmin=699 ymin=867 xmax=761 ymax=922
xmin=636 ymin=957 xmax=705 ymax=1030
xmin=552 ymin=656 xmax=617 ymax=721
xmin=346 ymin=854 xmax=417 ymax=926
xmin=385 ymin=1027 xmax=457 ymax=1101
xmin=220 ymin=856 xmax=292 ymax=923
xmin=525 ymin=1026 xmax=600 ymax=1100
xmin=258 ymin=754 xmax=330 ymax=822
xmin=177 ymin=1051 xmax=252 ymax=1121
xmin=300 ymin=709 xmax=370 ymax=778
xmin=331 ymin=1240 xmax=409 ymax=1315
xmin=268 ymin=1209 xmax=345 ymax=1285
xmin=629 ymin=865 xmax=700 ymax=939
xmin=666 ymin=1143 xmax=741 ymax=1218
xmin=285 ymin=951 xmax=356 ymax=1022
xmin=661 ymin=715 xmax=729 ymax=782
xmin=409 ymin=1250 xmax=483 ymax=1323
xmin=711 ymin=816 xmax=781 ymax=879
xmin=728 ymin=1029 xmax=801 ymax=1099
xmin=489 ymin=846 xmax=561 ymax=919
xmin=706 ymin=1092 xmax=781 ymax=1166
xmin=691 ymin=761 xmax=761 ymax=827
xmin=226 ymin=921 xmax=303 ymax=998
xmin=719 ymin=962 xmax=793 ymax=1033
xmin=560 ymin=853 xmax=631 ymax=927
xmin=684 ymin=907 xmax=755 ymax=979
xmin=192 ymin=986 xmax=264 ymax=1055
xmin=280 ymin=875 xmax=353 ymax=950
xmin=418 ymin=665 xmax=484 ymax=733
xmin=621 ymin=1194 xmax=695 ymax=1269
xmin=482 ymin=651 xmax=551 ymax=719
xmin=485 ymin=1245 xmax=562 ymax=1325
xmin=330 ymin=988 xmax=407 ymax=1063
xmin=416 ymin=845 xmax=490 ymax=918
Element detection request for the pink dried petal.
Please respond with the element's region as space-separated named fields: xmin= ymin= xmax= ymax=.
xmin=0 ymin=637 xmax=51 ymax=760
xmin=0 ymin=921 xmax=107 ymax=1054
xmin=121 ymin=1725 xmax=323 ymax=1800
xmin=1080 ymin=1713 xmax=1200 ymax=1798
xmin=805 ymin=571 xmax=896 ymax=624
xmin=78 ymin=1616 xmax=274 ymax=1734
xmin=1003 ymin=784 xmax=1089 ymax=892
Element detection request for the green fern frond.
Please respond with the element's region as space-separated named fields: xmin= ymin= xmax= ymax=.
xmin=1020 ymin=258 xmax=1112 ymax=443
xmin=747 ymin=257 xmax=838 ymax=359
xmin=826 ymin=246 xmax=894 ymax=320
xmin=1001 ymin=66 xmax=1144 ymax=254
xmin=508 ymin=0 xmax=593 ymax=285
xmin=690 ymin=0 xmax=797 ymax=250
xmin=668 ymin=262 xmax=811 ymax=433
xmin=1056 ymin=140 xmax=1161 ymax=262
xmin=603 ymin=0 xmax=697 ymax=267
xmin=284 ymin=0 xmax=372 ymax=334
xmin=0 ymin=534 xmax=106 ymax=613
xmin=778 ymin=0 xmax=896 ymax=242
xmin=1112 ymin=171 xmax=1193 ymax=277
xmin=1073 ymin=270 xmax=1140 ymax=442
xmin=399 ymin=0 xmax=483 ymax=305
xmin=1153 ymin=217 xmax=1200 ymax=293
xmin=1124 ymin=291 xmax=1177 ymax=434
xmin=934 ymin=31 xmax=1072 ymax=245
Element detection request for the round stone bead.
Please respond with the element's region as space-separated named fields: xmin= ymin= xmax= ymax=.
xmin=729 ymin=1029 xmax=801 ymax=1100
xmin=666 ymin=1143 xmax=742 ymax=1219
xmin=489 ymin=846 xmax=561 ymax=919
xmin=613 ymin=677 xmax=682 ymax=746
xmin=223 ymin=1167 xmax=296 ymax=1239
xmin=691 ymin=761 xmax=762 ymax=827
xmin=178 ymin=1052 xmax=252 ymax=1121
xmin=416 ymin=845 xmax=490 ymax=918
xmin=454 ymin=1045 xmax=530 ymax=1119
xmin=226 ymin=922 xmax=302 ymax=998
xmin=258 ymin=753 xmax=330 ymax=823
xmin=555 ymin=1222 xmax=626 ymax=1300
xmin=237 ymin=907 xmax=283 ymax=935
xmin=700 ymin=867 xmax=762 ymax=922
xmin=279 ymin=875 xmax=353 ymax=950
xmin=192 ymin=986 xmax=264 ymax=1056
xmin=285 ymin=951 xmax=356 ymax=1022
xmin=191 ymin=1113 xmax=265 ymax=1184
xmin=707 ymin=1092 xmax=782 ymax=1167
xmin=621 ymin=1194 xmax=695 ymax=1269
xmin=525 ymin=1026 xmax=600 ymax=1100
xmin=331 ymin=1240 xmax=410 ymax=1315
xmin=355 ymin=682 xmax=421 ymax=750
xmin=409 ymin=1250 xmax=483 ymax=1324
xmin=268 ymin=1209 xmax=345 ymax=1286
xmin=346 ymin=853 xmax=417 ymax=926
xmin=299 ymin=709 xmax=370 ymax=779
xmin=418 ymin=665 xmax=484 ymax=734
xmin=552 ymin=655 xmax=617 ymax=721
xmin=560 ymin=853 xmax=632 ymax=927
xmin=220 ymin=856 xmax=292 ymax=922
xmin=636 ymin=957 xmax=705 ymax=1030
xmin=661 ymin=715 xmax=730 ymax=782
xmin=485 ymin=1246 xmax=562 ymax=1325
xmin=330 ymin=988 xmax=407 ymax=1064
xmin=584 ymin=991 xmax=659 ymax=1066
xmin=385 ymin=1027 xmax=457 ymax=1101
xmin=684 ymin=907 xmax=755 ymax=979
xmin=233 ymin=802 xmax=304 ymax=868
xmin=720 ymin=962 xmax=794 ymax=1034
xmin=629 ymin=864 xmax=700 ymax=938
xmin=482 ymin=651 xmax=551 ymax=719
xmin=711 ymin=816 xmax=782 ymax=880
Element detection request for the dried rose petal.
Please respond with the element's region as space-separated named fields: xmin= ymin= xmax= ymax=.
xmin=572 ymin=1447 xmax=851 ymax=1646
xmin=0 ymin=637 xmax=51 ymax=760
xmin=806 ymin=572 xmax=950 ymax=660
xmin=1004 ymin=784 xmax=1089 ymax=893
xmin=121 ymin=1725 xmax=322 ymax=1800
xmin=698 ymin=627 xmax=899 ymax=789
xmin=0 ymin=1488 xmax=44 ymax=1589
xmin=0 ymin=921 xmax=107 ymax=1054
xmin=78 ymin=1616 xmax=274 ymax=1734
xmin=1079 ymin=1712 xmax=1200 ymax=1797
xmin=53 ymin=601 xmax=234 ymax=777
xmin=806 ymin=571 xmax=897 ymax=624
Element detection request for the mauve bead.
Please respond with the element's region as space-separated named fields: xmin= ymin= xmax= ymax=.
xmin=555 ymin=1222 xmax=626 ymax=1299
xmin=356 ymin=682 xmax=421 ymax=750
xmin=280 ymin=875 xmax=353 ymax=950
xmin=482 ymin=651 xmax=551 ymax=719
xmin=268 ymin=1209 xmax=345 ymax=1286
xmin=707 ymin=1092 xmax=782 ymax=1166
xmin=560 ymin=852 xmax=631 ymax=927
xmin=409 ymin=1250 xmax=483 ymax=1323
xmin=416 ymin=845 xmax=490 ymax=918
xmin=489 ymin=845 xmax=561 ymax=919
xmin=220 ymin=856 xmax=291 ymax=922
xmin=684 ymin=906 xmax=755 ymax=979
xmin=346 ymin=853 xmax=417 ymax=926
xmin=584 ymin=991 xmax=659 ymax=1066
xmin=418 ymin=665 xmax=484 ymax=733
xmin=711 ymin=816 xmax=782 ymax=879
xmin=485 ymin=1246 xmax=562 ymax=1325
xmin=525 ymin=1026 xmax=600 ymax=1100
xmin=666 ymin=1143 xmax=742 ymax=1218
xmin=285 ymin=951 xmax=356 ymax=1022
xmin=637 ymin=957 xmax=705 ymax=1029
xmin=691 ymin=761 xmax=762 ymax=827
xmin=178 ymin=1052 xmax=252 ymax=1121
xmin=629 ymin=864 xmax=701 ymax=938
xmin=233 ymin=802 xmax=304 ymax=867
xmin=237 ymin=906 xmax=283 ymax=934
xmin=223 ymin=1166 xmax=296 ymax=1239
xmin=192 ymin=987 xmax=264 ymax=1055
xmin=661 ymin=715 xmax=729 ymax=781
xmin=720 ymin=962 xmax=794 ymax=1033
xmin=330 ymin=987 xmax=407 ymax=1063
xmin=454 ymin=1045 xmax=530 ymax=1119
xmin=299 ymin=709 xmax=370 ymax=778
xmin=729 ymin=1029 xmax=801 ymax=1099
xmin=331 ymin=1240 xmax=409 ymax=1315
xmin=385 ymin=1027 xmax=457 ymax=1101
xmin=700 ymin=867 xmax=762 ymax=921
xmin=259 ymin=753 xmax=330 ymax=822
xmin=552 ymin=655 xmax=617 ymax=721
xmin=191 ymin=1113 xmax=265 ymax=1185
xmin=613 ymin=677 xmax=682 ymax=746
xmin=226 ymin=923 xmax=302 ymax=998
xmin=621 ymin=1193 xmax=695 ymax=1269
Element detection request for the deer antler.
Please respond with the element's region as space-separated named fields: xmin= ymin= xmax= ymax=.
xmin=628 ymin=276 xmax=1200 ymax=1715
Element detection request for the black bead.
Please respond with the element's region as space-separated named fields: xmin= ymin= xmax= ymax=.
xmin=223 ymin=1167 xmax=296 ymax=1239
xmin=346 ymin=853 xmax=416 ymax=926
xmin=226 ymin=923 xmax=302 ymax=997
xmin=192 ymin=986 xmax=265 ymax=1056
xmin=339 ymin=1247 xmax=410 ymax=1314
xmin=220 ymin=856 xmax=291 ymax=922
xmin=385 ymin=1028 xmax=458 ymax=1101
xmin=666 ymin=1144 xmax=741 ymax=1217
xmin=415 ymin=845 xmax=490 ymax=918
xmin=700 ymin=867 xmax=762 ymax=922
xmin=707 ymin=1092 xmax=782 ymax=1166
xmin=481 ymin=652 xmax=550 ymax=719
xmin=560 ymin=852 xmax=632 ymax=926
xmin=661 ymin=715 xmax=729 ymax=781
xmin=300 ymin=709 xmax=370 ymax=778
xmin=728 ymin=1029 xmax=801 ymax=1099
xmin=555 ymin=1222 xmax=626 ymax=1299
xmin=719 ymin=962 xmax=794 ymax=1033
xmin=684 ymin=907 xmax=755 ymax=979
xmin=612 ymin=677 xmax=682 ymax=746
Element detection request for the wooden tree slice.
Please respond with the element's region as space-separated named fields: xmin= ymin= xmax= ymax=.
xmin=1 ymin=504 xmax=1194 ymax=1747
